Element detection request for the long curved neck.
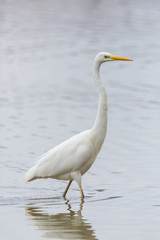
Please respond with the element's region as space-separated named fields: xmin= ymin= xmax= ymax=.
xmin=91 ymin=60 xmax=108 ymax=152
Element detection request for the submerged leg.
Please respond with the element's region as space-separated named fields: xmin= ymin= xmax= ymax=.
xmin=63 ymin=180 xmax=73 ymax=198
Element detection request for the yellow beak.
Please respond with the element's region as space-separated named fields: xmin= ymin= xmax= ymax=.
xmin=111 ymin=56 xmax=133 ymax=61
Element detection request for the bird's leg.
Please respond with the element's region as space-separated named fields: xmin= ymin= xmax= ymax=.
xmin=73 ymin=171 xmax=85 ymax=200
xmin=63 ymin=180 xmax=73 ymax=198
xmin=79 ymin=185 xmax=84 ymax=200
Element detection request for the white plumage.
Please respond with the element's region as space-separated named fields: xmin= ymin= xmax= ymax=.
xmin=25 ymin=130 xmax=94 ymax=181
xmin=25 ymin=52 xmax=132 ymax=199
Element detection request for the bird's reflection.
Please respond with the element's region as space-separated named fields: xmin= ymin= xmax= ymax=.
xmin=25 ymin=198 xmax=98 ymax=240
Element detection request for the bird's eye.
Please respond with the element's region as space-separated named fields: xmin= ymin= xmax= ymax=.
xmin=104 ymin=55 xmax=109 ymax=58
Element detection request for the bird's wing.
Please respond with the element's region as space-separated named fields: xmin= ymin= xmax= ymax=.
xmin=34 ymin=130 xmax=94 ymax=178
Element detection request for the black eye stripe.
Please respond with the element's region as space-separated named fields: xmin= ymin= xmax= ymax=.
xmin=104 ymin=55 xmax=109 ymax=58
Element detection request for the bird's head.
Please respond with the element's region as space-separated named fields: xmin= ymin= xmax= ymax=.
xmin=95 ymin=52 xmax=133 ymax=64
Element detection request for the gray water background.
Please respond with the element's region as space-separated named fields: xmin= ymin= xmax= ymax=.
xmin=0 ymin=0 xmax=160 ymax=239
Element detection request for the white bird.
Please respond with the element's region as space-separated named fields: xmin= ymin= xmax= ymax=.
xmin=25 ymin=52 xmax=132 ymax=199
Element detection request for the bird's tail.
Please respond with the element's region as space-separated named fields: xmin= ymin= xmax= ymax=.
xmin=24 ymin=166 xmax=37 ymax=182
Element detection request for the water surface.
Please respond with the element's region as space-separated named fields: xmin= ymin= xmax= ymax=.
xmin=0 ymin=0 xmax=160 ymax=239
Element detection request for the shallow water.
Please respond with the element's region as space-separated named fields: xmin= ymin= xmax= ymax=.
xmin=0 ymin=0 xmax=160 ymax=239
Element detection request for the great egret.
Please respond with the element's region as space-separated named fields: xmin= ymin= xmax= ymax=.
xmin=25 ymin=52 xmax=132 ymax=199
